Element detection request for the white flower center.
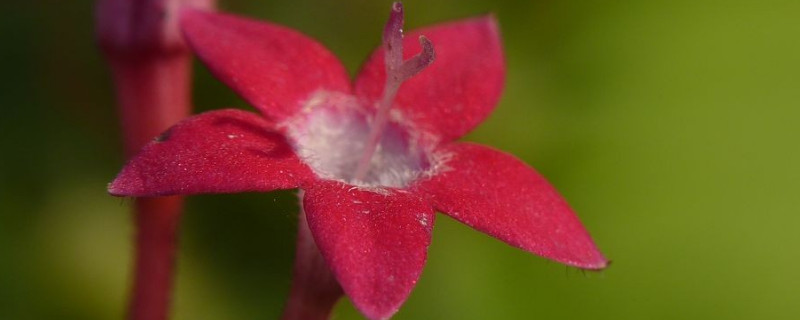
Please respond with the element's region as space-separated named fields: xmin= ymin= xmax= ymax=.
xmin=287 ymin=2 xmax=436 ymax=188
xmin=286 ymin=93 xmax=429 ymax=188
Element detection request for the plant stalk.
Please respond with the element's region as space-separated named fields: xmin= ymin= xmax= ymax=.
xmin=96 ymin=1 xmax=214 ymax=319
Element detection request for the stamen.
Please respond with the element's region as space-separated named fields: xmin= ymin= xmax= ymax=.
xmin=383 ymin=2 xmax=404 ymax=75
xmin=352 ymin=1 xmax=435 ymax=182
xmin=399 ymin=36 xmax=435 ymax=81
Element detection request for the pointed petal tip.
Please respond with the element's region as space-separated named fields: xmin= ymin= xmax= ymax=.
xmin=107 ymin=171 xmax=145 ymax=197
xmin=595 ymin=259 xmax=612 ymax=270
xmin=478 ymin=12 xmax=499 ymax=25
xmin=479 ymin=13 xmax=502 ymax=44
xmin=107 ymin=181 xmax=124 ymax=197
xmin=106 ymin=182 xmax=121 ymax=197
xmin=558 ymin=246 xmax=608 ymax=270
xmin=573 ymin=256 xmax=611 ymax=271
xmin=469 ymin=14 xmax=503 ymax=49
xmin=521 ymin=241 xmax=608 ymax=271
xmin=460 ymin=13 xmax=500 ymax=35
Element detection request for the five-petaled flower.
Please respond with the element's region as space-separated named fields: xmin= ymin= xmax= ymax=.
xmin=109 ymin=3 xmax=607 ymax=319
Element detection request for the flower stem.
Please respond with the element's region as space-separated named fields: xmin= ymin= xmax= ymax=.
xmin=105 ymin=52 xmax=194 ymax=158
xmin=104 ymin=39 xmax=190 ymax=320
xmin=104 ymin=45 xmax=193 ymax=320
xmin=96 ymin=1 xmax=214 ymax=319
xmin=129 ymin=196 xmax=183 ymax=320
xmin=282 ymin=192 xmax=343 ymax=320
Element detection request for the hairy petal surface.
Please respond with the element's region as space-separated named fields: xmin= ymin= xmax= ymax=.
xmin=354 ymin=16 xmax=505 ymax=143
xmin=414 ymin=143 xmax=607 ymax=269
xmin=180 ymin=9 xmax=351 ymax=121
xmin=109 ymin=109 xmax=315 ymax=197
xmin=303 ymin=181 xmax=434 ymax=320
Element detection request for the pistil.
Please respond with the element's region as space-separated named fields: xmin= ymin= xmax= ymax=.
xmin=352 ymin=2 xmax=435 ymax=182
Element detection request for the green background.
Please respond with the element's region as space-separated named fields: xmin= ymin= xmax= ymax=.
xmin=2 ymin=0 xmax=799 ymax=319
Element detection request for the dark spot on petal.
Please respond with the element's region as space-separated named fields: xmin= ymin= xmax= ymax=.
xmin=154 ymin=128 xmax=173 ymax=142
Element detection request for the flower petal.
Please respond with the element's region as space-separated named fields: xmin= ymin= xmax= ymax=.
xmin=303 ymin=181 xmax=434 ymax=320
xmin=180 ymin=9 xmax=351 ymax=121
xmin=354 ymin=16 xmax=505 ymax=143
xmin=414 ymin=143 xmax=607 ymax=269
xmin=109 ymin=109 xmax=315 ymax=197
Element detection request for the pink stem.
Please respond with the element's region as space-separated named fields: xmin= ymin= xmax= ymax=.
xmin=96 ymin=1 xmax=214 ymax=319
xmin=107 ymin=49 xmax=193 ymax=158
xmin=129 ymin=196 xmax=183 ymax=320
xmin=282 ymin=192 xmax=343 ymax=320
xmin=109 ymin=56 xmax=190 ymax=320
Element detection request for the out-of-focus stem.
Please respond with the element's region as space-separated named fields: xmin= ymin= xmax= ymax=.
xmin=107 ymin=52 xmax=193 ymax=158
xmin=282 ymin=192 xmax=343 ymax=320
xmin=129 ymin=196 xmax=183 ymax=320
xmin=107 ymin=56 xmax=190 ymax=320
xmin=104 ymin=41 xmax=188 ymax=320
xmin=96 ymin=1 xmax=213 ymax=319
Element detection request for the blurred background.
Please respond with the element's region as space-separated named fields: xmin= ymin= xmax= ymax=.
xmin=2 ymin=0 xmax=799 ymax=319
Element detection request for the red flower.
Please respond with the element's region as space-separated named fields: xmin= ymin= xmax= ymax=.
xmin=109 ymin=3 xmax=607 ymax=319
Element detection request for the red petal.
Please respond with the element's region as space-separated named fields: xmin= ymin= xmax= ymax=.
xmin=180 ymin=9 xmax=351 ymax=121
xmin=109 ymin=109 xmax=315 ymax=197
xmin=354 ymin=16 xmax=505 ymax=143
xmin=303 ymin=181 xmax=434 ymax=320
xmin=414 ymin=143 xmax=607 ymax=269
